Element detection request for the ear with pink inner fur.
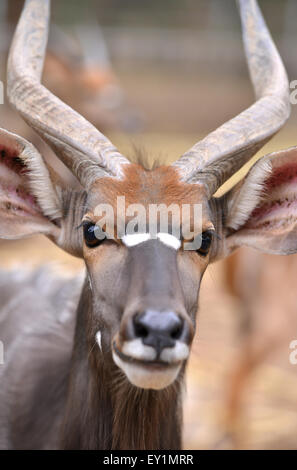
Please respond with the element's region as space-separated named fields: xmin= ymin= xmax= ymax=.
xmin=0 ymin=128 xmax=61 ymax=240
xmin=220 ymin=146 xmax=297 ymax=256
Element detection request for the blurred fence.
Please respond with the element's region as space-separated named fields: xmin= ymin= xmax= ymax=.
xmin=1 ymin=0 xmax=297 ymax=75
xmin=102 ymin=26 xmax=297 ymax=78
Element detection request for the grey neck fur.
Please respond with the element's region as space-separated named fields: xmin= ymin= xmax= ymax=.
xmin=60 ymin=279 xmax=183 ymax=450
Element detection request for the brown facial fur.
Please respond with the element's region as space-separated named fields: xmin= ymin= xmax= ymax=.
xmin=90 ymin=164 xmax=206 ymax=211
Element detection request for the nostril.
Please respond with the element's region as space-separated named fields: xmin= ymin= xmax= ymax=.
xmin=170 ymin=319 xmax=183 ymax=340
xmin=133 ymin=315 xmax=149 ymax=339
xmin=134 ymin=323 xmax=149 ymax=339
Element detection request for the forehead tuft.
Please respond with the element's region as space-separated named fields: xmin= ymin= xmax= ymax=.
xmin=89 ymin=164 xmax=208 ymax=209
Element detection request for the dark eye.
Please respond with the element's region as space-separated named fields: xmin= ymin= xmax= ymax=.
xmin=83 ymin=222 xmax=105 ymax=248
xmin=196 ymin=231 xmax=213 ymax=257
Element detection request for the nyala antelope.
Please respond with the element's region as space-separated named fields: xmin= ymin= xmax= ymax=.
xmin=0 ymin=0 xmax=297 ymax=450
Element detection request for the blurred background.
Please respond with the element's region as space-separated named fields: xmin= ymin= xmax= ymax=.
xmin=0 ymin=0 xmax=297 ymax=449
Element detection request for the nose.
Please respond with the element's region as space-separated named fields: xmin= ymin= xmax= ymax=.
xmin=133 ymin=310 xmax=184 ymax=356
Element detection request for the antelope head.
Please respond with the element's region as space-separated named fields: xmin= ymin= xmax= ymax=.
xmin=1 ymin=0 xmax=297 ymax=390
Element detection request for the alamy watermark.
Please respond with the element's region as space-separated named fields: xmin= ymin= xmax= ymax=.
xmin=90 ymin=197 xmax=207 ymax=250
xmin=289 ymin=340 xmax=297 ymax=365
xmin=0 ymin=341 xmax=3 ymax=365
xmin=0 ymin=81 xmax=3 ymax=105
xmin=290 ymin=80 xmax=297 ymax=105
xmin=285 ymin=80 xmax=297 ymax=104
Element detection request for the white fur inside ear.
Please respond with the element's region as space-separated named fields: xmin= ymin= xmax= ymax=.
xmin=22 ymin=144 xmax=62 ymax=221
xmin=96 ymin=331 xmax=102 ymax=352
xmin=226 ymin=158 xmax=272 ymax=230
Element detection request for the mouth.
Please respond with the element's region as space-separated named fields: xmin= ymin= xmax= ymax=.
xmin=113 ymin=341 xmax=181 ymax=369
xmin=112 ymin=340 xmax=185 ymax=390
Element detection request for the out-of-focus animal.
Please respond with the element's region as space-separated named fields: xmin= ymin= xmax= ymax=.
xmin=222 ymin=248 xmax=297 ymax=448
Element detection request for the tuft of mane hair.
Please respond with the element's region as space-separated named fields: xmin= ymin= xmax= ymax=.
xmin=129 ymin=146 xmax=166 ymax=170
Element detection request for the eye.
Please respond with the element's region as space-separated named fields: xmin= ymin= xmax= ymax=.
xmin=83 ymin=222 xmax=106 ymax=248
xmin=196 ymin=231 xmax=213 ymax=257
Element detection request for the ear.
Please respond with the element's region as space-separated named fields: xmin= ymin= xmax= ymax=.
xmin=216 ymin=146 xmax=297 ymax=257
xmin=0 ymin=129 xmax=83 ymax=257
